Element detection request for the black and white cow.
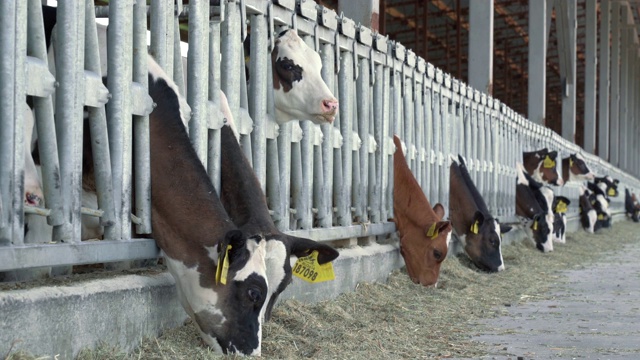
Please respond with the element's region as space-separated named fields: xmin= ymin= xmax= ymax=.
xmin=515 ymin=163 xmax=554 ymax=252
xmin=271 ymin=30 xmax=338 ymax=124
xmin=625 ymin=188 xmax=640 ymax=222
xmin=449 ymin=155 xmax=510 ymax=272
xmin=551 ymin=196 xmax=570 ymax=243
xmin=587 ymin=181 xmax=612 ymax=228
xmin=579 ymin=186 xmax=599 ymax=233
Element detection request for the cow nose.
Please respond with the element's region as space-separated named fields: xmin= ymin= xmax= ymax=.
xmin=321 ymin=99 xmax=339 ymax=113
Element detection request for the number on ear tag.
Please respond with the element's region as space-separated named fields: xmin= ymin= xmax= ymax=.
xmin=426 ymin=223 xmax=438 ymax=239
xmin=543 ymin=156 xmax=556 ymax=169
xmin=555 ymin=201 xmax=568 ymax=214
xmin=293 ymin=251 xmax=335 ymax=283
xmin=216 ymin=245 xmax=232 ymax=285
xmin=532 ymin=220 xmax=538 ymax=231
xmin=470 ymin=220 xmax=479 ymax=234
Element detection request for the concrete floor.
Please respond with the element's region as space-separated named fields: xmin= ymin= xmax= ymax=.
xmin=470 ymin=240 xmax=640 ymax=359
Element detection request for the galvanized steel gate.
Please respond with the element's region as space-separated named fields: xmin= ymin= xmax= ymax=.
xmin=1 ymin=0 xmax=639 ymax=274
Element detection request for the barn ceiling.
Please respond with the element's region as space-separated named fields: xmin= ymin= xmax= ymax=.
xmin=318 ymin=0 xmax=640 ymax=150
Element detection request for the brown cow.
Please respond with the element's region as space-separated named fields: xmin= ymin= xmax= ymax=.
xmin=393 ymin=135 xmax=451 ymax=287
xmin=522 ymin=148 xmax=563 ymax=186
xmin=561 ymin=153 xmax=595 ymax=183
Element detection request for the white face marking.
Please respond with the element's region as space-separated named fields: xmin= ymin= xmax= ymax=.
xmin=273 ymin=31 xmax=337 ymax=124
xmin=445 ymin=230 xmax=452 ymax=250
xmin=493 ymin=220 xmax=505 ymax=272
xmin=595 ymin=194 xmax=611 ymax=216
xmin=233 ymin=238 xmax=267 ymax=282
xmin=532 ymin=162 xmax=544 ymax=184
xmin=597 ymin=182 xmax=607 ymax=194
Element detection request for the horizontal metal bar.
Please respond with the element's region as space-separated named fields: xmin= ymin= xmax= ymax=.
xmin=286 ymin=222 xmax=396 ymax=242
xmin=0 ymin=239 xmax=160 ymax=271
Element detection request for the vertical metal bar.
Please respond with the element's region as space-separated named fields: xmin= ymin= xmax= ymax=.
xmin=84 ymin=0 xmax=117 ymax=237
xmin=107 ymin=0 xmax=133 ymax=240
xmin=208 ymin=21 xmax=222 ymax=193
xmin=609 ymin=1 xmax=621 ymax=164
xmin=221 ymin=1 xmax=241 ymax=134
xmin=357 ymin=57 xmax=370 ymax=223
xmin=27 ymin=0 xmax=64 ymax=229
xmin=414 ymin=74 xmax=424 ymax=192
xmin=295 ymin=36 xmax=314 ymax=230
xmin=173 ymin=17 xmax=186 ymax=96
xmin=424 ymin=78 xmax=435 ymax=203
xmin=619 ymin=6 xmax=629 ymax=170
xmin=371 ymin=62 xmax=384 ymax=224
xmin=561 ymin=0 xmax=577 ymax=142
xmin=318 ymin=42 xmax=335 ymax=228
xmin=583 ymin=0 xmax=597 ymax=153
xmin=54 ymin=0 xmax=85 ymax=243
xmin=528 ymin=0 xmax=546 ymax=125
xmin=337 ymin=48 xmax=354 ymax=227
xmin=132 ymin=0 xmax=151 ymax=234
xmin=187 ymin=0 xmax=209 ymax=165
xmin=598 ymin=0 xmax=611 ymax=159
xmin=249 ymin=14 xmax=268 ymax=192
xmin=468 ymin=0 xmax=494 ymax=94
xmin=150 ymin=1 xmax=169 ymax=72
xmin=381 ymin=62 xmax=391 ymax=221
xmin=431 ymin=87 xmax=441 ymax=205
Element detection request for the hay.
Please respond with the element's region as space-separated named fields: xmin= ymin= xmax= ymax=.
xmin=7 ymin=221 xmax=640 ymax=359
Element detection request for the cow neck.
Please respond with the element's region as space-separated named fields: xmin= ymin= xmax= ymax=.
xmin=449 ymin=163 xmax=480 ymax=229
xmin=561 ymin=157 xmax=571 ymax=182
xmin=220 ymin=126 xmax=279 ymax=237
xmin=393 ymin=137 xmax=437 ymax=224
xmin=148 ymin=76 xmax=236 ymax=265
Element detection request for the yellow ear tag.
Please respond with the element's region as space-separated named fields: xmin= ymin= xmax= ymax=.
xmin=555 ymin=201 xmax=568 ymax=214
xmin=532 ymin=220 xmax=538 ymax=231
xmin=608 ymin=188 xmax=616 ymax=196
xmin=426 ymin=223 xmax=439 ymax=239
xmin=597 ymin=214 xmax=604 ymax=220
xmin=470 ymin=220 xmax=479 ymax=234
xmin=293 ymin=251 xmax=335 ymax=283
xmin=543 ymin=156 xmax=556 ymax=169
xmin=215 ymin=245 xmax=232 ymax=285
xmin=569 ymin=158 xmax=574 ymax=168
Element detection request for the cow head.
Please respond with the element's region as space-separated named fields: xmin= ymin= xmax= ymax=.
xmin=523 ymin=148 xmax=563 ymax=186
xmin=271 ymin=29 xmax=338 ymax=124
xmin=464 ymin=212 xmax=511 ymax=272
xmin=594 ymin=176 xmax=619 ymax=197
xmin=393 ymin=135 xmax=451 ymax=287
xmin=531 ymin=213 xmax=553 ymax=252
xmin=579 ymin=186 xmax=598 ymax=233
xmin=563 ymin=153 xmax=594 ymax=183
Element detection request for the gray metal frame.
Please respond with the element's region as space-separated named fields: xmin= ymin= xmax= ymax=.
xmin=1 ymin=0 xmax=639 ymax=273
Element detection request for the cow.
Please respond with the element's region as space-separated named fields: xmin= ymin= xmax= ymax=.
xmin=271 ymin=30 xmax=338 ymax=124
xmin=579 ymin=186 xmax=599 ymax=233
xmin=522 ymin=148 xmax=563 ymax=186
xmin=561 ymin=153 xmax=595 ymax=183
xmin=624 ymin=188 xmax=640 ymax=222
xmin=551 ymin=196 xmax=570 ymax=243
xmin=587 ymin=181 xmax=612 ymax=228
xmin=145 ymin=58 xmax=297 ymax=355
xmin=393 ymin=135 xmax=451 ymax=287
xmin=594 ymin=176 xmax=619 ymax=198
xmin=515 ymin=162 xmax=554 ymax=252
xmin=219 ymin=122 xmax=339 ymax=323
xmin=449 ymin=155 xmax=510 ymax=272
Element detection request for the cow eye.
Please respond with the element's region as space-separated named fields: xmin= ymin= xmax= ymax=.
xmin=248 ymin=288 xmax=262 ymax=304
xmin=282 ymin=62 xmax=294 ymax=71
xmin=433 ymin=249 xmax=443 ymax=261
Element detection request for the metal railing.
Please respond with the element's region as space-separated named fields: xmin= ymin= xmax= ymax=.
xmin=1 ymin=0 xmax=639 ymax=275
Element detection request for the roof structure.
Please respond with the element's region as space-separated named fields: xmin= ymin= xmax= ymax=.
xmin=318 ymin=0 xmax=640 ymax=150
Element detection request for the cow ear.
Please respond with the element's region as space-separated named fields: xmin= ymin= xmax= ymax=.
xmin=286 ymin=235 xmax=339 ymax=265
xmin=548 ymin=150 xmax=558 ymax=160
xmin=433 ymin=203 xmax=445 ymax=219
xmin=500 ymin=224 xmax=512 ymax=234
xmin=435 ymin=220 xmax=452 ymax=235
xmin=471 ymin=211 xmax=485 ymax=231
